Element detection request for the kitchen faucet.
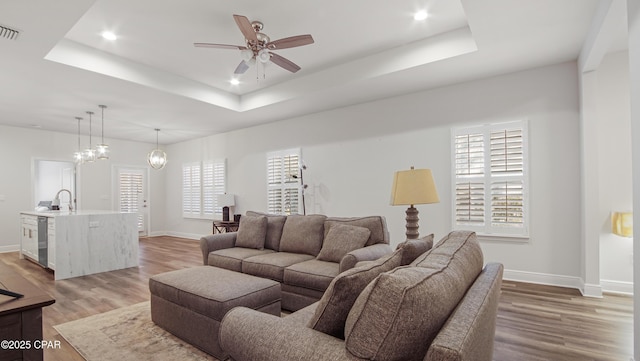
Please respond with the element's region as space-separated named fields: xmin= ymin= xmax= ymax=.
xmin=53 ymin=189 xmax=74 ymax=211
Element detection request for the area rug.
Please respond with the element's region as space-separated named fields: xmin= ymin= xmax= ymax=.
xmin=54 ymin=302 xmax=218 ymax=361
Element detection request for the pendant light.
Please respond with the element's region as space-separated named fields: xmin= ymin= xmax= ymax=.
xmin=73 ymin=116 xmax=84 ymax=164
xmin=84 ymin=111 xmax=96 ymax=162
xmin=96 ymin=105 xmax=110 ymax=160
xmin=148 ymin=128 xmax=167 ymax=170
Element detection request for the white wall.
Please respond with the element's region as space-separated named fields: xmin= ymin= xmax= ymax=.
xmin=165 ymin=61 xmax=584 ymax=285
xmin=596 ymin=51 xmax=634 ymax=293
xmin=627 ymin=0 xmax=640 ymax=357
xmin=0 ymin=125 xmax=166 ymax=251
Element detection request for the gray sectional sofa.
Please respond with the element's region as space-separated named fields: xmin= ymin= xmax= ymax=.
xmin=200 ymin=212 xmax=394 ymax=311
xmin=219 ymin=231 xmax=504 ymax=361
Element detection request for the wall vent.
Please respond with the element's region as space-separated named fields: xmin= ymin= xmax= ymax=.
xmin=0 ymin=25 xmax=19 ymax=40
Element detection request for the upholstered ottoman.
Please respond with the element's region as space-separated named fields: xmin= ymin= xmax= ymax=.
xmin=149 ymin=266 xmax=281 ymax=359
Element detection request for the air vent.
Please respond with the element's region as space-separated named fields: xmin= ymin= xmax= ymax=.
xmin=0 ymin=25 xmax=19 ymax=40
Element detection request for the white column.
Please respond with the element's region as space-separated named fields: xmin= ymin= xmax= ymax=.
xmin=579 ymin=70 xmax=603 ymax=297
xmin=628 ymin=0 xmax=640 ymax=359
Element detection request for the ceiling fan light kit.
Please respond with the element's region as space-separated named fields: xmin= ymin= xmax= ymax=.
xmin=194 ymin=14 xmax=314 ymax=76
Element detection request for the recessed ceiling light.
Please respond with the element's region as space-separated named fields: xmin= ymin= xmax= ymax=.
xmin=230 ymin=78 xmax=240 ymax=85
xmin=414 ymin=10 xmax=428 ymax=21
xmin=101 ymin=31 xmax=117 ymax=41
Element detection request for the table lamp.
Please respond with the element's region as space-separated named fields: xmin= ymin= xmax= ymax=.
xmin=611 ymin=211 xmax=633 ymax=237
xmin=390 ymin=167 xmax=440 ymax=239
xmin=217 ymin=194 xmax=236 ymax=222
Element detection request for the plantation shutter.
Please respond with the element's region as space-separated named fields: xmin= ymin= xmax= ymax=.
xmin=455 ymin=182 xmax=485 ymax=225
xmin=267 ymin=154 xmax=283 ymax=214
xmin=212 ymin=160 xmax=226 ymax=215
xmin=454 ymin=132 xmax=485 ymax=226
xmin=452 ymin=121 xmax=528 ymax=237
xmin=490 ymin=129 xmax=524 ymax=228
xmin=202 ymin=162 xmax=215 ymax=216
xmin=267 ymin=149 xmax=301 ymax=215
xmin=182 ymin=163 xmax=201 ymax=217
xmin=454 ymin=133 xmax=484 ymax=177
xmin=183 ymin=160 xmax=226 ymax=218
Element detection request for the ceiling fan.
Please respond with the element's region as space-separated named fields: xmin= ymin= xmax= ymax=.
xmin=194 ymin=14 xmax=314 ymax=74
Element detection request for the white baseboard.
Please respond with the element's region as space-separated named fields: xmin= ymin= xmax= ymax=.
xmin=503 ymin=269 xmax=604 ymax=297
xmin=580 ymin=282 xmax=604 ymax=298
xmin=142 ymin=231 xmax=201 ymax=240
xmin=600 ymin=279 xmax=634 ymax=295
xmin=0 ymin=245 xmax=19 ymax=253
xmin=163 ymin=231 xmax=202 ymax=241
xmin=503 ymin=269 xmax=583 ymax=289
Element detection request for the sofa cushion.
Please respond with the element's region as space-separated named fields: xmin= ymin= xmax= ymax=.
xmin=243 ymin=252 xmax=315 ymax=282
xmin=324 ymin=216 xmax=389 ymax=246
xmin=208 ymin=247 xmax=275 ymax=272
xmin=235 ymin=215 xmax=268 ymax=249
xmin=246 ymin=211 xmax=287 ymax=251
xmin=344 ymin=231 xmax=483 ymax=361
xmin=279 ymin=215 xmax=327 ymax=256
xmin=307 ymin=248 xmax=404 ymax=339
xmin=397 ymin=234 xmax=434 ymax=265
xmin=316 ymin=224 xmax=370 ymax=263
xmin=284 ymin=259 xmax=340 ymax=292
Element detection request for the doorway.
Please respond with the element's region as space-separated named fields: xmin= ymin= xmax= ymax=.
xmin=33 ymin=160 xmax=75 ymax=210
xmin=114 ymin=166 xmax=149 ymax=236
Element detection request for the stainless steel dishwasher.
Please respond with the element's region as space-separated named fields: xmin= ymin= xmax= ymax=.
xmin=37 ymin=216 xmax=48 ymax=267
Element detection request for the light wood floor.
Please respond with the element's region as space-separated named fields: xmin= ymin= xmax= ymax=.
xmin=0 ymin=236 xmax=633 ymax=361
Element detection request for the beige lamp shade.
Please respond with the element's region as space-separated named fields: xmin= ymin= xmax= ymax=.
xmin=611 ymin=211 xmax=633 ymax=237
xmin=217 ymin=194 xmax=236 ymax=207
xmin=390 ymin=168 xmax=440 ymax=206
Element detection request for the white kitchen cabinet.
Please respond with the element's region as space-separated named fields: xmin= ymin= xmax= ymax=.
xmin=20 ymin=215 xmax=38 ymax=261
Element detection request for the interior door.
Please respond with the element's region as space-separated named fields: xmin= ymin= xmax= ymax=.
xmin=116 ymin=167 xmax=148 ymax=236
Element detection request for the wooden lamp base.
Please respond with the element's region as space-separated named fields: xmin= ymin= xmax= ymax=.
xmin=405 ymin=205 xmax=420 ymax=239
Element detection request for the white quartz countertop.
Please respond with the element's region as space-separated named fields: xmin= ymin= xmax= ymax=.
xmin=20 ymin=210 xmax=132 ymax=217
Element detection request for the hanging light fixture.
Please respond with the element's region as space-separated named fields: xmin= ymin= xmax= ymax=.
xmin=84 ymin=111 xmax=96 ymax=162
xmin=96 ymin=105 xmax=110 ymax=160
xmin=148 ymin=128 xmax=167 ymax=170
xmin=73 ymin=116 xmax=84 ymax=164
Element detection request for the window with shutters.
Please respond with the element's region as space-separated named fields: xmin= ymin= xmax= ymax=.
xmin=267 ymin=149 xmax=302 ymax=215
xmin=183 ymin=159 xmax=226 ymax=219
xmin=452 ymin=120 xmax=529 ymax=237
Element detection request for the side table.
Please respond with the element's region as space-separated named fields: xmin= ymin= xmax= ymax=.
xmin=0 ymin=262 xmax=55 ymax=361
xmin=212 ymin=220 xmax=239 ymax=234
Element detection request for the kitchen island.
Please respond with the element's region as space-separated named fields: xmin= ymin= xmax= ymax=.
xmin=19 ymin=210 xmax=139 ymax=280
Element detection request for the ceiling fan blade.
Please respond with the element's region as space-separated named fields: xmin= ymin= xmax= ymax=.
xmin=194 ymin=43 xmax=247 ymax=50
xmin=267 ymin=35 xmax=314 ymax=50
xmin=269 ymin=52 xmax=301 ymax=73
xmin=233 ymin=14 xmax=258 ymax=42
xmin=234 ymin=60 xmax=251 ymax=74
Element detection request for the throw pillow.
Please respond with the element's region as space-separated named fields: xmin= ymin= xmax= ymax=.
xmin=324 ymin=216 xmax=388 ymax=246
xmin=344 ymin=231 xmax=483 ymax=361
xmin=279 ymin=215 xmax=327 ymax=256
xmin=307 ymin=248 xmax=404 ymax=339
xmin=316 ymin=224 xmax=371 ymax=263
xmin=246 ymin=211 xmax=287 ymax=250
xmin=235 ymin=215 xmax=267 ymax=249
xmin=396 ymin=234 xmax=434 ymax=265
